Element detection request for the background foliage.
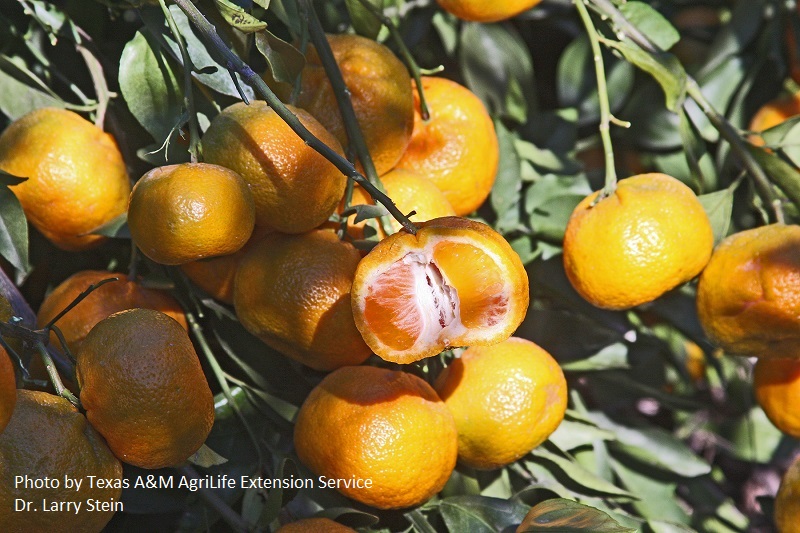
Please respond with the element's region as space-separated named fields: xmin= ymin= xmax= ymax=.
xmin=1 ymin=0 xmax=799 ymax=531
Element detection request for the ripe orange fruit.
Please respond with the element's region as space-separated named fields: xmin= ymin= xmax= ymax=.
xmin=294 ymin=365 xmax=457 ymax=509
xmin=180 ymin=226 xmax=271 ymax=305
xmin=127 ymin=162 xmax=255 ymax=265
xmin=76 ymin=308 xmax=214 ymax=469
xmin=0 ymin=390 xmax=123 ymax=532
xmin=563 ymin=173 xmax=713 ymax=310
xmin=351 ymin=216 xmax=529 ymax=364
xmin=234 ymin=230 xmax=371 ymax=371
xmin=754 ymin=358 xmax=800 ymax=438
xmin=395 ymin=77 xmax=498 ymax=216
xmin=276 ymin=518 xmax=357 ymax=533
xmin=776 ymin=454 xmax=800 ymax=533
xmin=748 ymin=91 xmax=800 ymax=142
xmin=0 ymin=347 xmax=15 ymax=436
xmin=697 ymin=224 xmax=800 ymax=358
xmin=202 ymin=101 xmax=346 ymax=233
xmin=296 ymin=34 xmax=414 ymax=176
xmin=345 ymin=168 xmax=455 ymax=238
xmin=434 ymin=337 xmax=567 ymax=470
xmin=36 ymin=270 xmax=187 ymax=353
xmin=435 ymin=0 xmax=542 ymax=23
xmin=0 ymin=107 xmax=130 ymax=250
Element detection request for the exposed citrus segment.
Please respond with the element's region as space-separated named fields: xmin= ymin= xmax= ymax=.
xmin=352 ymin=217 xmax=528 ymax=363
xmin=697 ymin=224 xmax=800 ymax=358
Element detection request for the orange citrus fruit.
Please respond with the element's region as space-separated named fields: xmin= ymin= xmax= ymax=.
xmin=180 ymin=226 xmax=271 ymax=305
xmin=234 ymin=230 xmax=371 ymax=371
xmin=76 ymin=308 xmax=214 ymax=469
xmin=436 ymin=0 xmax=542 ymax=22
xmin=697 ymin=224 xmax=800 ymax=358
xmin=296 ymin=34 xmax=414 ymax=176
xmin=563 ymin=173 xmax=713 ymax=310
xmin=434 ymin=337 xmax=567 ymax=469
xmin=0 ymin=107 xmax=130 ymax=250
xmin=202 ymin=101 xmax=346 ymax=233
xmin=276 ymin=518 xmax=357 ymax=533
xmin=0 ymin=346 xmax=14 ymax=436
xmin=345 ymin=168 xmax=455 ymax=238
xmin=294 ymin=365 xmax=458 ymax=509
xmin=127 ymin=162 xmax=255 ymax=265
xmin=36 ymin=270 xmax=187 ymax=353
xmin=748 ymin=90 xmax=800 ymax=143
xmin=776 ymin=454 xmax=800 ymax=533
xmin=395 ymin=76 xmax=499 ymax=216
xmin=351 ymin=216 xmax=529 ymax=364
xmin=0 ymin=390 xmax=123 ymax=532
xmin=754 ymin=358 xmax=800 ymax=438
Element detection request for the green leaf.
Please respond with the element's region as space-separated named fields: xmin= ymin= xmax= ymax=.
xmin=85 ymin=212 xmax=130 ymax=239
xmin=528 ymin=449 xmax=637 ymax=499
xmin=0 ymin=176 xmax=30 ymax=273
xmin=254 ymin=31 xmax=305 ymax=86
xmin=619 ymin=2 xmax=680 ymax=51
xmin=603 ymin=39 xmax=687 ymax=112
xmin=345 ymin=0 xmax=383 ymax=39
xmin=0 ymin=63 xmax=65 ymax=121
xmin=439 ymin=495 xmax=530 ymax=533
xmin=746 ymin=143 xmax=800 ymax=212
xmin=213 ymin=0 xmax=268 ymax=33
xmin=187 ymin=443 xmax=228 ymax=468
xmin=349 ymin=203 xmax=389 ymax=223
xmin=561 ymin=343 xmax=629 ymax=372
xmin=697 ymin=187 xmax=735 ymax=245
xmin=490 ymin=120 xmax=522 ymax=216
xmin=718 ymin=406 xmax=784 ymax=463
xmin=119 ymin=31 xmax=183 ymax=141
xmin=517 ymin=498 xmax=635 ymax=532
xmin=459 ymin=22 xmax=535 ymax=121
xmin=610 ymin=457 xmax=690 ymax=524
xmin=548 ymin=419 xmax=616 ymax=451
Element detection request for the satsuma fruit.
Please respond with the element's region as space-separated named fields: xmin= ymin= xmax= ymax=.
xmin=345 ymin=168 xmax=455 ymax=238
xmin=563 ymin=173 xmax=713 ymax=310
xmin=436 ymin=0 xmax=542 ymax=22
xmin=0 ymin=107 xmax=130 ymax=250
xmin=276 ymin=518 xmax=357 ymax=533
xmin=435 ymin=337 xmax=567 ymax=469
xmin=395 ymin=76 xmax=498 ymax=215
xmin=754 ymin=358 xmax=800 ymax=438
xmin=76 ymin=308 xmax=214 ymax=469
xmin=351 ymin=216 xmax=529 ymax=364
xmin=294 ymin=365 xmax=458 ymax=509
xmin=296 ymin=34 xmax=413 ymax=176
xmin=748 ymin=90 xmax=800 ymax=144
xmin=697 ymin=224 xmax=800 ymax=358
xmin=776 ymin=454 xmax=800 ymax=533
xmin=127 ymin=162 xmax=255 ymax=265
xmin=202 ymin=101 xmax=346 ymax=233
xmin=234 ymin=230 xmax=371 ymax=371
xmin=36 ymin=270 xmax=187 ymax=353
xmin=0 ymin=390 xmax=123 ymax=532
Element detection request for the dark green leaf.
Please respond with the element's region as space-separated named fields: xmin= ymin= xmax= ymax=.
xmin=491 ymin=120 xmax=522 ymax=215
xmin=517 ymin=498 xmax=635 ymax=532
xmin=85 ymin=212 xmax=130 ymax=239
xmin=404 ymin=508 xmax=438 ymax=533
xmin=619 ymin=2 xmax=679 ymax=51
xmin=350 ymin=203 xmax=389 ymax=223
xmin=746 ymin=143 xmax=800 ymax=212
xmin=254 ymin=31 xmax=305 ymax=86
xmin=213 ymin=0 xmax=268 ymax=32
xmin=561 ymin=343 xmax=629 ymax=372
xmin=0 ymin=178 xmax=29 ymax=273
xmin=697 ymin=187 xmax=735 ymax=245
xmin=718 ymin=406 xmax=784 ymax=463
xmin=0 ymin=63 xmax=64 ymax=120
xmin=610 ymin=457 xmax=689 ymax=524
xmin=548 ymin=419 xmax=616 ymax=451
xmin=439 ymin=495 xmax=530 ymax=533
xmin=187 ymin=443 xmax=228 ymax=468
xmin=528 ymin=449 xmax=637 ymax=499
xmin=345 ymin=0 xmax=383 ymax=39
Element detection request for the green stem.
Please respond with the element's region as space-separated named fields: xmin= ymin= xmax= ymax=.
xmin=587 ymin=0 xmax=784 ymax=222
xmin=177 ymin=464 xmax=252 ymax=532
xmin=160 ymin=0 xmax=201 ymax=162
xmin=42 ymin=277 xmax=119 ymax=330
xmin=575 ymin=0 xmax=617 ymax=199
xmin=172 ymin=0 xmax=417 ymax=235
xmin=353 ymin=0 xmax=431 ymax=120
xmin=36 ymin=341 xmax=80 ymax=407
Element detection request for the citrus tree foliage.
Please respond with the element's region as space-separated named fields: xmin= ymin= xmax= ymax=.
xmin=0 ymin=0 xmax=798 ymax=531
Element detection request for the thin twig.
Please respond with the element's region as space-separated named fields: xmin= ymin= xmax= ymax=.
xmin=178 ymin=464 xmax=252 ymax=532
xmin=171 ymin=0 xmax=417 ymax=235
xmin=43 ymin=278 xmax=119 ymax=330
xmin=35 ymin=341 xmax=80 ymax=407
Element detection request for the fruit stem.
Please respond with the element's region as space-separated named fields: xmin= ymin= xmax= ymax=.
xmin=302 ymin=1 xmax=397 ymax=237
xmin=160 ymin=0 xmax=201 ymax=163
xmin=177 ymin=464 xmax=252 ymax=532
xmin=575 ymin=0 xmax=618 ymax=200
xmin=42 ymin=277 xmax=119 ymax=330
xmin=587 ymin=0 xmax=785 ymax=223
xmin=172 ymin=0 xmax=418 ymax=235
xmin=353 ymin=0 xmax=432 ymax=120
xmin=35 ymin=341 xmax=80 ymax=408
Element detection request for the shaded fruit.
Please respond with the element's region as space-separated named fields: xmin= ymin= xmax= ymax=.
xmin=76 ymin=308 xmax=214 ymax=469
xmin=294 ymin=365 xmax=457 ymax=509
xmin=276 ymin=517 xmax=357 ymax=533
xmin=436 ymin=0 xmax=542 ymax=22
xmin=0 ymin=107 xmax=130 ymax=250
xmin=755 ymin=358 xmax=800 ymax=438
xmin=776 ymin=454 xmax=800 ymax=533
